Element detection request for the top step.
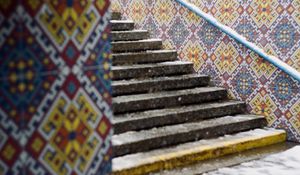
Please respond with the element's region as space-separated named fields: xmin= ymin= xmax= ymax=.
xmin=112 ymin=12 xmax=122 ymax=20
xmin=111 ymin=20 xmax=135 ymax=31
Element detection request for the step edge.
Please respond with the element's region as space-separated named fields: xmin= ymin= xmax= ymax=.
xmin=111 ymin=74 xmax=209 ymax=86
xmin=111 ymin=30 xmax=148 ymax=34
xmin=112 ymin=129 xmax=286 ymax=175
xmin=112 ymin=115 xmax=265 ymax=146
xmin=112 ymin=100 xmax=245 ymax=123
xmin=111 ymin=38 xmax=162 ymax=44
xmin=112 ymin=50 xmax=177 ymax=56
xmin=113 ymin=101 xmax=247 ymax=134
xmin=112 ymin=61 xmax=194 ymax=70
xmin=113 ymin=87 xmax=226 ymax=103
xmin=111 ymin=20 xmax=134 ymax=23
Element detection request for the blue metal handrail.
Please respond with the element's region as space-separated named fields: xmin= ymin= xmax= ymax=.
xmin=175 ymin=0 xmax=300 ymax=82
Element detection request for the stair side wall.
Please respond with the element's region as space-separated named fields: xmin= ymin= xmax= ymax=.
xmin=112 ymin=0 xmax=300 ymax=142
xmin=0 ymin=1 xmax=112 ymax=175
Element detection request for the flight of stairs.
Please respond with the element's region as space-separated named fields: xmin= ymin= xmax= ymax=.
xmin=110 ymin=12 xmax=286 ymax=175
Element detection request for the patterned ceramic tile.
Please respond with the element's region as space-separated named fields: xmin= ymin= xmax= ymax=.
xmin=291 ymin=48 xmax=300 ymax=72
xmin=128 ymin=0 xmax=147 ymax=25
xmin=215 ymin=0 xmax=240 ymax=26
xmin=229 ymin=66 xmax=261 ymax=101
xmin=0 ymin=0 xmax=112 ymax=174
xmin=112 ymin=0 xmax=300 ymax=142
xmin=233 ymin=14 xmax=262 ymax=43
xmin=167 ymin=17 xmax=191 ymax=49
xmin=250 ymin=0 xmax=279 ymax=28
xmin=196 ymin=22 xmax=223 ymax=54
xmin=153 ymin=0 xmax=176 ymax=26
xmin=268 ymin=14 xmax=300 ymax=59
xmin=182 ymin=40 xmax=205 ymax=71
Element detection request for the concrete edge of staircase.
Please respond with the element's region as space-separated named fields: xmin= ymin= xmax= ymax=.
xmin=158 ymin=141 xmax=297 ymax=175
xmin=112 ymin=129 xmax=286 ymax=175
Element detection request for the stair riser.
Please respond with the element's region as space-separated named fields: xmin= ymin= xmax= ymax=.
xmin=112 ymin=31 xmax=149 ymax=41
xmin=112 ymin=41 xmax=162 ymax=52
xmin=112 ymin=76 xmax=210 ymax=96
xmin=112 ymin=64 xmax=194 ymax=80
xmin=113 ymin=118 xmax=266 ymax=157
xmin=111 ymin=22 xmax=134 ymax=31
xmin=113 ymin=90 xmax=227 ymax=114
xmin=114 ymin=103 xmax=246 ymax=134
xmin=113 ymin=51 xmax=177 ymax=65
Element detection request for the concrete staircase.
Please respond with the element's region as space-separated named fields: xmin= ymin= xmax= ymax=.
xmin=111 ymin=12 xmax=286 ymax=175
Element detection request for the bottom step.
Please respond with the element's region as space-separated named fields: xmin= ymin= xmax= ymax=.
xmin=112 ymin=129 xmax=286 ymax=175
xmin=157 ymin=142 xmax=296 ymax=175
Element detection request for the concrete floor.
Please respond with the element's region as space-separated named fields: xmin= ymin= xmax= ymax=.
xmin=206 ymin=143 xmax=300 ymax=175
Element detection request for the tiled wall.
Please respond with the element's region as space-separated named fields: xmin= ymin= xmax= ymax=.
xmin=0 ymin=1 xmax=112 ymax=174
xmin=112 ymin=0 xmax=300 ymax=142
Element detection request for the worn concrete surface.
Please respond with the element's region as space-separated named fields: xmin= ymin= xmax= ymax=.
xmin=112 ymin=129 xmax=286 ymax=175
xmin=112 ymin=50 xmax=177 ymax=65
xmin=113 ymin=115 xmax=266 ymax=156
xmin=113 ymin=87 xmax=227 ymax=113
xmin=112 ymin=74 xmax=210 ymax=96
xmin=112 ymin=30 xmax=149 ymax=41
xmin=156 ymin=142 xmax=297 ymax=175
xmin=112 ymin=61 xmax=194 ymax=80
xmin=112 ymin=39 xmax=162 ymax=52
xmin=111 ymin=20 xmax=135 ymax=31
xmin=113 ymin=100 xmax=246 ymax=134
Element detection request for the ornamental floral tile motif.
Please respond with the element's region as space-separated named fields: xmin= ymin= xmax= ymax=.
xmin=0 ymin=1 xmax=112 ymax=174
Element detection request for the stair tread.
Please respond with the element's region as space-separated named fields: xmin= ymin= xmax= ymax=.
xmin=112 ymin=30 xmax=149 ymax=41
xmin=111 ymin=20 xmax=134 ymax=23
xmin=112 ymin=38 xmax=162 ymax=44
xmin=112 ymin=73 xmax=209 ymax=96
xmin=112 ymin=128 xmax=285 ymax=172
xmin=111 ymin=20 xmax=135 ymax=31
xmin=112 ymin=39 xmax=162 ymax=52
xmin=112 ymin=61 xmax=192 ymax=70
xmin=112 ymin=114 xmax=264 ymax=146
xmin=113 ymin=86 xmax=225 ymax=104
xmin=112 ymin=50 xmax=178 ymax=65
xmin=113 ymin=100 xmax=246 ymax=134
xmin=158 ymin=142 xmax=296 ymax=175
xmin=113 ymin=100 xmax=244 ymax=122
xmin=112 ymin=74 xmax=207 ymax=86
xmin=111 ymin=29 xmax=148 ymax=34
xmin=112 ymin=61 xmax=194 ymax=81
xmin=112 ymin=49 xmax=177 ymax=57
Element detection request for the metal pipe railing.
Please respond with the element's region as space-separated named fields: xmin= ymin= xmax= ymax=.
xmin=175 ymin=0 xmax=300 ymax=82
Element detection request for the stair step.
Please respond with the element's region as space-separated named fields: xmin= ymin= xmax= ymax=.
xmin=113 ymin=87 xmax=227 ymax=114
xmin=112 ymin=30 xmax=149 ymax=41
xmin=158 ymin=142 xmax=296 ymax=175
xmin=111 ymin=20 xmax=134 ymax=31
xmin=113 ymin=101 xmax=246 ymax=134
xmin=112 ymin=12 xmax=122 ymax=20
xmin=113 ymin=115 xmax=266 ymax=157
xmin=112 ymin=61 xmax=194 ymax=80
xmin=112 ymin=129 xmax=286 ymax=175
xmin=112 ymin=39 xmax=162 ymax=52
xmin=112 ymin=74 xmax=210 ymax=96
xmin=112 ymin=50 xmax=177 ymax=65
